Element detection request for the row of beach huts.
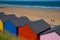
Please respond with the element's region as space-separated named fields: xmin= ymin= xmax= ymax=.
xmin=0 ymin=12 xmax=60 ymax=40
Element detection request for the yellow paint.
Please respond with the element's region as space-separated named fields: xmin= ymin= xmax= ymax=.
xmin=0 ymin=20 xmax=4 ymax=32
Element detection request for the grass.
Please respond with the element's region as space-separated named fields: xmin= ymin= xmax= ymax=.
xmin=0 ymin=31 xmax=25 ymax=40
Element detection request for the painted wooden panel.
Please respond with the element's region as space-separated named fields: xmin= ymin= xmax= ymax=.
xmin=4 ymin=20 xmax=17 ymax=35
xmin=0 ymin=20 xmax=4 ymax=32
xmin=18 ymin=24 xmax=37 ymax=40
xmin=40 ymin=32 xmax=60 ymax=40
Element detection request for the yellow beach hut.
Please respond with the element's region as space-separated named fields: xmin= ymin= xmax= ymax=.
xmin=0 ymin=20 xmax=4 ymax=32
xmin=0 ymin=12 xmax=5 ymax=32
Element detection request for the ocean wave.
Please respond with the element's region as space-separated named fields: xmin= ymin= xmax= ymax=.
xmin=0 ymin=4 xmax=60 ymax=9
xmin=22 ymin=5 xmax=60 ymax=9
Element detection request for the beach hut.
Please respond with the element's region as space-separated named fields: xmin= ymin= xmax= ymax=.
xmin=19 ymin=19 xmax=51 ymax=40
xmin=4 ymin=16 xmax=31 ymax=35
xmin=40 ymin=32 xmax=60 ymax=40
xmin=41 ymin=25 xmax=60 ymax=36
xmin=0 ymin=12 xmax=6 ymax=32
xmin=0 ymin=14 xmax=17 ymax=32
xmin=0 ymin=20 xmax=4 ymax=32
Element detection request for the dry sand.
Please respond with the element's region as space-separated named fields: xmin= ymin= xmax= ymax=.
xmin=0 ymin=7 xmax=60 ymax=27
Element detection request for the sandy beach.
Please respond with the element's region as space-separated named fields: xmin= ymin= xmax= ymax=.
xmin=0 ymin=6 xmax=60 ymax=27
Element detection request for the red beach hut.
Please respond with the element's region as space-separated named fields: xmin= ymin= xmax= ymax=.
xmin=18 ymin=19 xmax=51 ymax=40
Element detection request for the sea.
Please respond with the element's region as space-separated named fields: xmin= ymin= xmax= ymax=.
xmin=0 ymin=1 xmax=60 ymax=9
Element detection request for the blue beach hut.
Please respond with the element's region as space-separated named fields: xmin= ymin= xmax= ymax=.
xmin=0 ymin=14 xmax=17 ymax=32
xmin=4 ymin=16 xmax=31 ymax=35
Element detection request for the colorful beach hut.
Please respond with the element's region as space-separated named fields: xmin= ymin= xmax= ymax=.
xmin=4 ymin=16 xmax=31 ymax=35
xmin=0 ymin=14 xmax=17 ymax=32
xmin=41 ymin=25 xmax=60 ymax=36
xmin=19 ymin=19 xmax=51 ymax=40
xmin=40 ymin=32 xmax=60 ymax=40
xmin=0 ymin=20 xmax=4 ymax=32
xmin=0 ymin=12 xmax=6 ymax=32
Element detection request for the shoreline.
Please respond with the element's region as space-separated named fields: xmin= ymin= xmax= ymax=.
xmin=0 ymin=6 xmax=60 ymax=27
xmin=0 ymin=4 xmax=60 ymax=10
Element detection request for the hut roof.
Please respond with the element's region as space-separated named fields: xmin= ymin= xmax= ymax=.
xmin=0 ymin=14 xmax=17 ymax=22
xmin=10 ymin=16 xmax=31 ymax=27
xmin=41 ymin=25 xmax=60 ymax=35
xmin=29 ymin=19 xmax=51 ymax=34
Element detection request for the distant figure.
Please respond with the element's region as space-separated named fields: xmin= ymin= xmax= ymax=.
xmin=51 ymin=19 xmax=53 ymax=22
xmin=50 ymin=19 xmax=55 ymax=23
xmin=53 ymin=19 xmax=55 ymax=23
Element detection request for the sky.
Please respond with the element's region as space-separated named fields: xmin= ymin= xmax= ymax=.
xmin=0 ymin=0 xmax=60 ymax=1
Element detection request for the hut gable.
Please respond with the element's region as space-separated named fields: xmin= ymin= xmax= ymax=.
xmin=29 ymin=19 xmax=51 ymax=34
xmin=41 ymin=25 xmax=60 ymax=35
xmin=10 ymin=16 xmax=31 ymax=27
xmin=0 ymin=14 xmax=17 ymax=22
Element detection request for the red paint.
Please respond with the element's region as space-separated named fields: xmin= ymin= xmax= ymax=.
xmin=18 ymin=24 xmax=37 ymax=40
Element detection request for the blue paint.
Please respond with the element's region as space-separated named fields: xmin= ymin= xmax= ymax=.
xmin=4 ymin=20 xmax=17 ymax=35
